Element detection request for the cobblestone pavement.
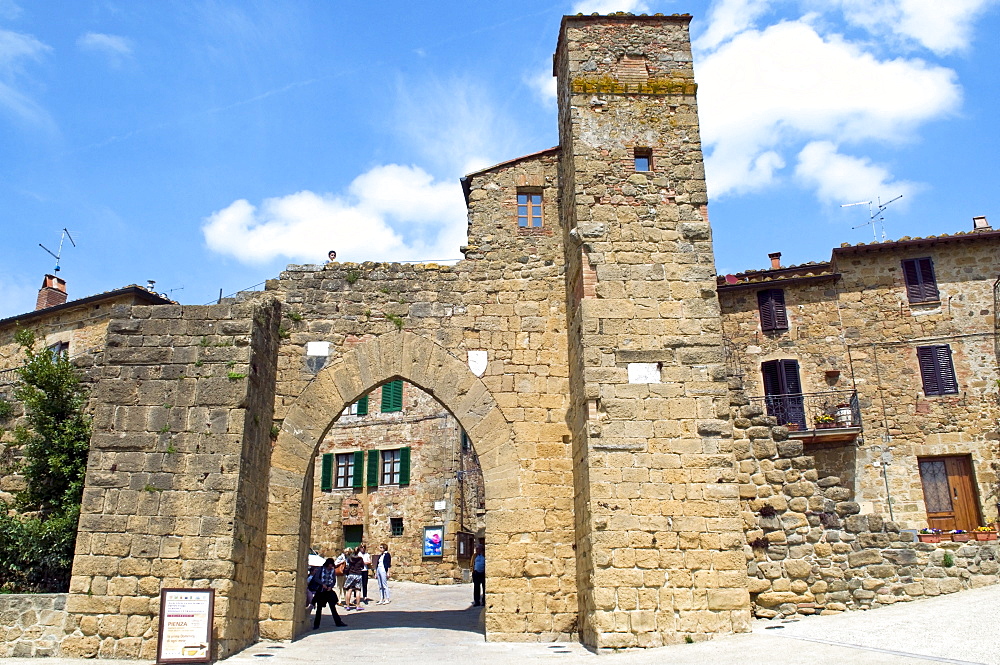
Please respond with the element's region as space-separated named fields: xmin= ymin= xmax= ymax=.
xmin=8 ymin=581 xmax=998 ymax=665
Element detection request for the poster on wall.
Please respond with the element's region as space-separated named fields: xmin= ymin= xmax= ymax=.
xmin=156 ymin=588 xmax=215 ymax=664
xmin=423 ymin=526 xmax=444 ymax=556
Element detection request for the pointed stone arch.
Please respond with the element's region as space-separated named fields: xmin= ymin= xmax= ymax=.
xmin=259 ymin=330 xmax=514 ymax=640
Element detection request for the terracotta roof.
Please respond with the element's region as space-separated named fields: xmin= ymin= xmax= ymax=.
xmin=718 ymin=226 xmax=999 ymax=288
xmin=831 ymin=227 xmax=1000 ymax=255
xmin=0 ymin=285 xmax=174 ymax=328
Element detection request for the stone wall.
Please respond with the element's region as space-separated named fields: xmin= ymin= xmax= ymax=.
xmin=0 ymin=594 xmax=72 ymax=658
xmin=61 ymin=298 xmax=280 ymax=660
xmin=732 ymin=395 xmax=999 ymax=618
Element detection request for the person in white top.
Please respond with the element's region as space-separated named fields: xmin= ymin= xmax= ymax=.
xmin=359 ymin=543 xmax=373 ymax=603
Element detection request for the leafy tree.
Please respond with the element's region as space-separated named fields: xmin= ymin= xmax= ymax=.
xmin=0 ymin=329 xmax=91 ymax=592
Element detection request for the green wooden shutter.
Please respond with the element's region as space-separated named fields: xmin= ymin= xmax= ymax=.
xmin=381 ymin=380 xmax=403 ymax=412
xmin=320 ymin=453 xmax=333 ymax=491
xmin=356 ymin=395 xmax=368 ymax=416
xmin=399 ymin=447 xmax=411 ymax=485
xmin=352 ymin=450 xmax=364 ymax=488
xmin=367 ymin=449 xmax=380 ymax=487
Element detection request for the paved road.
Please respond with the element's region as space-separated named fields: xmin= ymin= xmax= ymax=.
xmin=11 ymin=581 xmax=999 ymax=665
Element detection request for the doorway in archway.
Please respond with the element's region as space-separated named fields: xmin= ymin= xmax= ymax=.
xmin=308 ymin=379 xmax=486 ymax=591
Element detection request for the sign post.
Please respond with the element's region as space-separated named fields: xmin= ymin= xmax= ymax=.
xmin=156 ymin=588 xmax=215 ymax=664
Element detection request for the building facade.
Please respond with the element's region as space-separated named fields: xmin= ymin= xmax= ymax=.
xmin=310 ymin=379 xmax=485 ymax=583
xmin=718 ymin=225 xmax=1000 ymax=532
xmin=0 ymin=13 xmax=997 ymax=661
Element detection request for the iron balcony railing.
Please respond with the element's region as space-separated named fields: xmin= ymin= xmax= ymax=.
xmin=747 ymin=389 xmax=862 ymax=431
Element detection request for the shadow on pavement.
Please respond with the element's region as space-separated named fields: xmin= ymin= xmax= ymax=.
xmin=304 ymin=606 xmax=484 ymax=637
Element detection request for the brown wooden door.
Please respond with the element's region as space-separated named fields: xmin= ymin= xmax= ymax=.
xmin=918 ymin=456 xmax=982 ymax=532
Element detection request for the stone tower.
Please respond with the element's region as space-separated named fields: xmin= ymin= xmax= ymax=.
xmin=555 ymin=15 xmax=751 ymax=648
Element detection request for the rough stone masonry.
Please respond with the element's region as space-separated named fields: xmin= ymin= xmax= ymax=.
xmin=3 ymin=12 xmax=994 ymax=661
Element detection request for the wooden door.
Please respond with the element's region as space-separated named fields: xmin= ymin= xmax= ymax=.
xmin=918 ymin=456 xmax=982 ymax=532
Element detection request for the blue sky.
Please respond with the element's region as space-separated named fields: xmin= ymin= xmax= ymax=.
xmin=1 ymin=0 xmax=998 ymax=318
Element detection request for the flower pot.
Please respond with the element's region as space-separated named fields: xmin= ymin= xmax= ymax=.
xmin=835 ymin=406 xmax=853 ymax=427
xmin=973 ymin=532 xmax=997 ymax=541
xmin=951 ymin=533 xmax=971 ymax=542
xmin=785 ymin=423 xmax=801 ymax=432
xmin=918 ymin=534 xmax=941 ymax=543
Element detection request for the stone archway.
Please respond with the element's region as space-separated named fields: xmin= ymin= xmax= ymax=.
xmin=258 ymin=331 xmax=515 ymax=640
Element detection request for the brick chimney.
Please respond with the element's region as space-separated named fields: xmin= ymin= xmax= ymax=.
xmin=35 ymin=274 xmax=67 ymax=311
xmin=768 ymin=252 xmax=782 ymax=269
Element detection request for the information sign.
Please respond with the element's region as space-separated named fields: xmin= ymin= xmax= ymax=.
xmin=156 ymin=588 xmax=215 ymax=664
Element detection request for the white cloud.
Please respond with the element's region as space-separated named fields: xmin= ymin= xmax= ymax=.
xmin=526 ymin=68 xmax=556 ymax=107
xmin=77 ymin=32 xmax=134 ymax=62
xmin=204 ymin=75 xmax=518 ymax=267
xmin=572 ymin=0 xmax=650 ymax=14
xmin=695 ymin=0 xmax=774 ymax=50
xmin=202 ymin=165 xmax=467 ymax=265
xmin=830 ymin=0 xmax=995 ymax=55
xmin=392 ymin=77 xmax=516 ymax=175
xmin=794 ymin=140 xmax=917 ymax=203
xmin=697 ymin=19 xmax=961 ymax=197
xmin=0 ymin=27 xmax=53 ymax=128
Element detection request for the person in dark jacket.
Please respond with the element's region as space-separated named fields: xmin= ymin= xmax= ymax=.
xmin=375 ymin=543 xmax=392 ymax=604
xmin=312 ymin=558 xmax=346 ymax=629
xmin=344 ymin=548 xmax=366 ymax=610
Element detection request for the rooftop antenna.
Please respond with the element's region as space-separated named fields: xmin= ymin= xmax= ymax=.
xmin=39 ymin=228 xmax=76 ymax=274
xmin=840 ymin=195 xmax=902 ymax=242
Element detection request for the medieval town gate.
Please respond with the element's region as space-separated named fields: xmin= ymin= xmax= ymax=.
xmin=58 ymin=14 xmax=756 ymax=659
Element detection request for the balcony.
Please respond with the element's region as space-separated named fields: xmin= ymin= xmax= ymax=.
xmin=747 ymin=390 xmax=863 ymax=444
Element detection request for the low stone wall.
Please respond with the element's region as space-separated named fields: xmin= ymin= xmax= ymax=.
xmin=732 ymin=399 xmax=999 ymax=618
xmin=0 ymin=593 xmax=73 ymax=657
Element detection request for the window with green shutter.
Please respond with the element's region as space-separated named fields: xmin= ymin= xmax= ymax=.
xmin=380 ymin=380 xmax=403 ymax=412
xmin=352 ymin=450 xmax=364 ymax=488
xmin=320 ymin=453 xmax=333 ymax=491
xmin=399 ymin=446 xmax=411 ymax=485
xmin=366 ymin=449 xmax=380 ymax=487
xmin=356 ymin=395 xmax=368 ymax=416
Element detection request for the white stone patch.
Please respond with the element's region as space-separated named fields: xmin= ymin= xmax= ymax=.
xmin=468 ymin=350 xmax=488 ymax=377
xmin=306 ymin=341 xmax=330 ymax=357
xmin=627 ymin=362 xmax=660 ymax=384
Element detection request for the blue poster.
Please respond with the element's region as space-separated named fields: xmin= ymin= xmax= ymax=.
xmin=423 ymin=527 xmax=443 ymax=556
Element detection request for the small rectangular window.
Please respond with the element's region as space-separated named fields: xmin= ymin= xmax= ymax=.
xmin=343 ymin=395 xmax=368 ymax=417
xmin=634 ymin=149 xmax=652 ymax=172
xmin=902 ymin=257 xmax=939 ymax=303
xmin=381 ymin=449 xmax=402 ymax=485
xmin=517 ymin=192 xmax=542 ymax=228
xmin=757 ymin=289 xmax=788 ymax=332
xmin=381 ymin=381 xmax=403 ymax=412
xmin=335 ymin=453 xmax=354 ymax=488
xmin=917 ymin=345 xmax=958 ymax=395
xmin=390 ymin=517 xmax=404 ymax=536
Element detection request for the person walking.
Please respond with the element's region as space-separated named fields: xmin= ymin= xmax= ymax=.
xmin=313 ymin=558 xmax=346 ymax=629
xmin=359 ymin=543 xmax=372 ymax=603
xmin=344 ymin=548 xmax=366 ymax=610
xmin=472 ymin=545 xmax=486 ymax=607
xmin=375 ymin=543 xmax=392 ymax=604
xmin=334 ymin=548 xmax=349 ymax=603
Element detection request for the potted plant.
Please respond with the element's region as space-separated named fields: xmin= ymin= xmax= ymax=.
xmin=918 ymin=528 xmax=942 ymax=543
xmin=814 ymin=414 xmax=836 ymax=429
xmin=785 ymin=422 xmax=801 ymax=432
xmin=951 ymin=529 xmax=971 ymax=542
xmin=974 ymin=526 xmax=998 ymax=541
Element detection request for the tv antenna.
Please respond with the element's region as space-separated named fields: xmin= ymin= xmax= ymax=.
xmin=840 ymin=195 xmax=902 ymax=242
xmin=39 ymin=228 xmax=77 ymax=273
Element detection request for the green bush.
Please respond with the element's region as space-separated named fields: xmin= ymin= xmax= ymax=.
xmin=0 ymin=329 xmax=90 ymax=593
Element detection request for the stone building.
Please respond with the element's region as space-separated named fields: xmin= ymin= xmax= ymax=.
xmin=0 ymin=12 xmax=997 ymax=661
xmin=717 ymin=224 xmax=1000 ymax=533
xmin=0 ymin=276 xmax=171 ymax=502
xmin=310 ymin=379 xmax=485 ymax=583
